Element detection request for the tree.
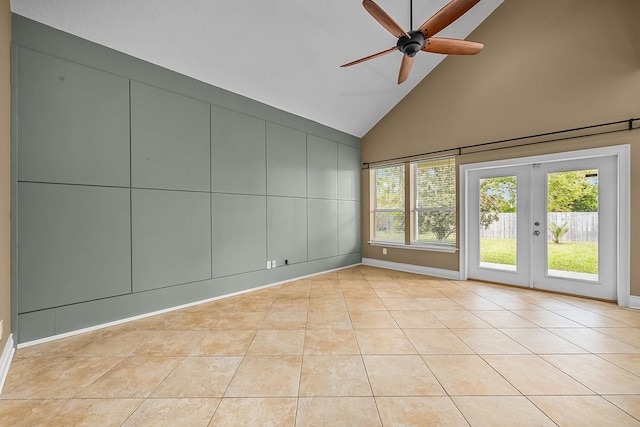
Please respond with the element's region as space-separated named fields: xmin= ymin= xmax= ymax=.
xmin=479 ymin=176 xmax=516 ymax=229
xmin=547 ymin=170 xmax=598 ymax=212
xmin=548 ymin=221 xmax=570 ymax=244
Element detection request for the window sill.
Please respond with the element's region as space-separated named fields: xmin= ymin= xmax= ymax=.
xmin=368 ymin=241 xmax=458 ymax=253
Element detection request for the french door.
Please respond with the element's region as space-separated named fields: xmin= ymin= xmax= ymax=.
xmin=466 ymin=155 xmax=618 ymax=300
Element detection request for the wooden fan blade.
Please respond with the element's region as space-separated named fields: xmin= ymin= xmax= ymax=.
xmin=340 ymin=46 xmax=398 ymax=67
xmin=398 ymin=55 xmax=414 ymax=84
xmin=363 ymin=0 xmax=410 ymax=39
xmin=418 ymin=0 xmax=480 ymax=38
xmin=422 ymin=38 xmax=484 ymax=55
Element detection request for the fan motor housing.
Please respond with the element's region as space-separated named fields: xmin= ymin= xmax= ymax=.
xmin=397 ymin=30 xmax=426 ymax=57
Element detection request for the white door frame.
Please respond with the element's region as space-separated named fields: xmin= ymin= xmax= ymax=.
xmin=459 ymin=145 xmax=630 ymax=307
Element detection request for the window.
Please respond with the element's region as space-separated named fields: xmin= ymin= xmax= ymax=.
xmin=371 ymin=157 xmax=456 ymax=251
xmin=414 ymin=157 xmax=456 ymax=246
xmin=373 ymin=164 xmax=405 ymax=243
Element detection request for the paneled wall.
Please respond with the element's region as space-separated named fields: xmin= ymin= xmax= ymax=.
xmin=11 ymin=15 xmax=361 ymax=343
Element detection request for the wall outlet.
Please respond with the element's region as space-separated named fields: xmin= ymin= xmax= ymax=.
xmin=266 ymin=261 xmax=272 ymax=269
xmin=382 ymin=248 xmax=387 ymax=255
xmin=272 ymin=260 xmax=277 ymax=268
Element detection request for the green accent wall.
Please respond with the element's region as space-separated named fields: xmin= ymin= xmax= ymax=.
xmin=11 ymin=15 xmax=361 ymax=343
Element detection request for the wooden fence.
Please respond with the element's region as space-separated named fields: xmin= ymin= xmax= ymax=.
xmin=479 ymin=212 xmax=598 ymax=242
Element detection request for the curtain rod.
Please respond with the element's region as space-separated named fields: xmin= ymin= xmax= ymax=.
xmin=362 ymin=117 xmax=640 ymax=169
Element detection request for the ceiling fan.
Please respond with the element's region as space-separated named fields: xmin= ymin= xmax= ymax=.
xmin=341 ymin=0 xmax=484 ymax=84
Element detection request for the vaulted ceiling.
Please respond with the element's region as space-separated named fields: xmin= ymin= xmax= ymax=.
xmin=10 ymin=0 xmax=503 ymax=137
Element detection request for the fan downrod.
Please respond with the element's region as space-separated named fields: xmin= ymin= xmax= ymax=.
xmin=397 ymin=30 xmax=425 ymax=57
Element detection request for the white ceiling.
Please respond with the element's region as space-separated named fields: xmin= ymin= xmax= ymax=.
xmin=10 ymin=0 xmax=503 ymax=137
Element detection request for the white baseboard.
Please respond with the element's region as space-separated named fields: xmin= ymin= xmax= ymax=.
xmin=18 ymin=263 xmax=363 ymax=349
xmin=362 ymin=258 xmax=461 ymax=280
xmin=629 ymin=295 xmax=640 ymax=310
xmin=0 ymin=335 xmax=15 ymax=396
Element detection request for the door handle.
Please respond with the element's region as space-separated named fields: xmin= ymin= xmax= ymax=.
xmin=533 ymin=230 xmax=540 ymax=236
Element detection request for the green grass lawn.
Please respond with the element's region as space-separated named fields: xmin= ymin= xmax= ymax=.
xmin=480 ymin=238 xmax=598 ymax=274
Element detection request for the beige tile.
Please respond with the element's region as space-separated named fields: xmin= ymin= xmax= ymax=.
xmin=604 ymin=395 xmax=640 ymax=420
xmin=189 ymin=330 xmax=256 ymax=356
xmin=1 ymin=357 xmax=69 ymax=394
xmin=344 ymin=297 xmax=387 ymax=311
xmin=276 ymin=281 xmax=311 ymax=298
xmin=549 ymin=328 xmax=640 ymax=353
xmin=296 ymin=397 xmax=381 ymax=427
xmin=211 ymin=312 xmax=266 ymax=329
xmin=400 ymin=283 xmax=445 ymax=298
xmin=225 ymin=356 xmax=302 ymax=397
xmin=431 ymin=310 xmax=492 ymax=328
xmin=233 ymin=298 xmax=274 ymax=312
xmin=599 ymin=354 xmax=640 ymax=376
xmin=269 ymin=297 xmax=310 ymax=312
xmin=453 ymin=396 xmax=556 ymax=427
xmin=484 ymin=297 xmax=545 ymax=311
xmin=390 ymin=310 xmax=445 ymax=328
xmin=303 ymin=329 xmax=360 ymax=355
xmin=131 ymin=331 xmax=206 ymax=356
xmin=595 ymin=327 xmax=640 ymax=348
xmin=246 ymin=330 xmax=305 ymax=355
xmin=423 ymin=355 xmax=519 ymax=396
xmin=306 ymin=311 xmax=352 ymax=329
xmin=452 ymin=329 xmax=530 ymax=354
xmin=500 ymin=328 xmax=587 ymax=353
xmin=12 ymin=332 xmax=96 ymax=358
xmin=380 ymin=297 xmax=425 ymax=310
xmin=483 ymin=355 xmax=593 ymax=395
xmin=122 ymin=398 xmax=219 ymax=427
xmin=363 ymin=355 xmax=445 ymax=396
xmin=2 ymin=357 xmax=122 ymax=399
xmin=511 ymin=310 xmax=584 ymax=327
xmin=596 ymin=309 xmax=640 ymax=327
xmin=0 ymin=400 xmax=65 ymax=427
xmin=308 ymin=297 xmax=347 ymax=312
xmin=552 ymin=310 xmax=630 ymax=327
xmin=309 ymin=284 xmax=342 ymax=299
xmin=355 ymin=329 xmax=416 ymax=354
xmin=36 ymin=398 xmax=142 ymax=427
xmin=152 ymin=356 xmax=241 ymax=397
xmin=77 ymin=356 xmax=182 ymax=398
xmin=374 ymin=287 xmax=411 ymax=298
xmin=450 ymin=296 xmax=504 ymax=311
xmin=542 ymin=354 xmax=640 ymax=394
xmin=74 ymin=330 xmax=157 ymax=357
xmin=530 ymin=395 xmax=640 ymax=426
xmin=415 ymin=297 xmax=463 ymax=310
xmin=403 ymin=329 xmax=473 ymax=354
xmin=341 ymin=287 xmax=379 ymax=298
xmin=164 ymin=311 xmax=221 ymax=331
xmin=209 ymin=398 xmax=296 ymax=426
xmin=350 ymin=311 xmax=399 ymax=329
xmin=299 ymin=356 xmax=372 ymax=396
xmin=376 ymin=396 xmax=468 ymax=427
xmin=472 ymin=310 xmax=538 ymax=328
xmin=260 ymin=311 xmax=308 ymax=329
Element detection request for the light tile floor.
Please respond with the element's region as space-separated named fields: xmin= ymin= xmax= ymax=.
xmin=2 ymin=265 xmax=640 ymax=426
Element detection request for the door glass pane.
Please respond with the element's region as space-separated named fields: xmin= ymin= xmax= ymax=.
xmin=479 ymin=176 xmax=517 ymax=271
xmin=546 ymin=170 xmax=598 ymax=281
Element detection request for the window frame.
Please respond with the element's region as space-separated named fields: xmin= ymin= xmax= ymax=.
xmin=372 ymin=163 xmax=406 ymax=244
xmin=369 ymin=156 xmax=457 ymax=253
xmin=412 ymin=157 xmax=457 ymax=249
